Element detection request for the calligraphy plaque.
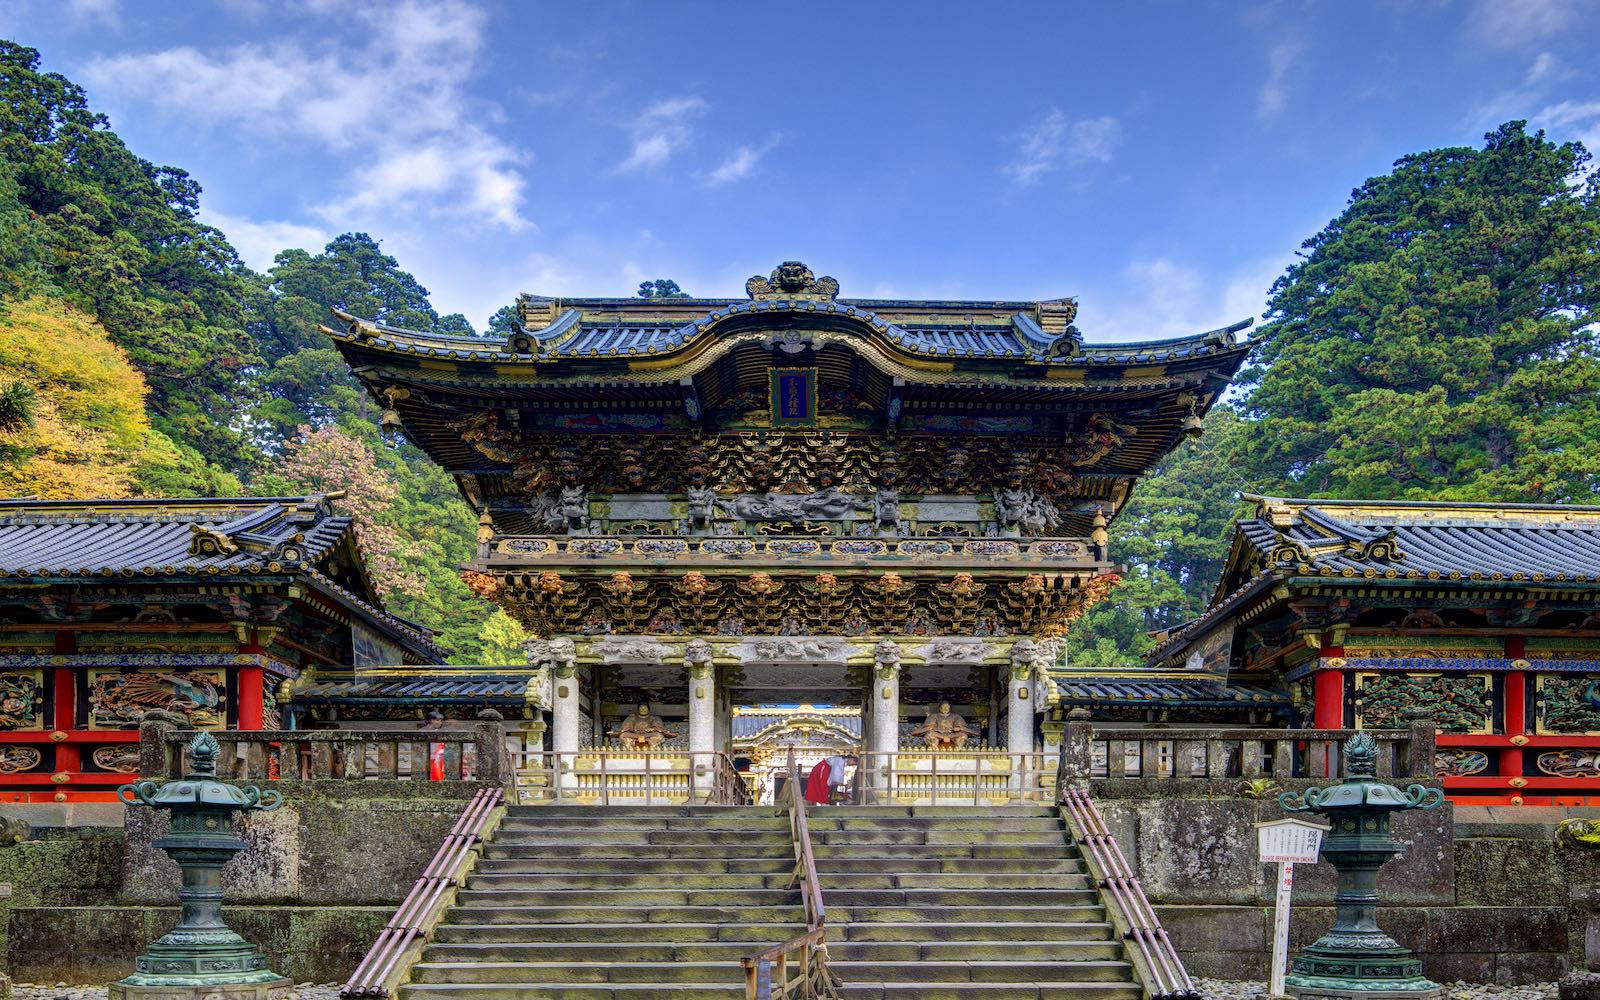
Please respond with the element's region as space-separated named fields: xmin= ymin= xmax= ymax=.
xmin=769 ymin=368 xmax=817 ymax=428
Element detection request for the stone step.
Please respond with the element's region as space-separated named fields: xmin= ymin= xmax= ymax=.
xmin=482 ymin=843 xmax=799 ymax=859
xmin=814 ymin=831 xmax=1066 ymax=846
xmin=814 ymin=844 xmax=1068 ymax=860
xmin=421 ymin=939 xmax=1124 ymax=965
xmin=464 ymin=871 xmax=1088 ymax=891
xmin=838 ymin=921 xmax=1114 ymax=943
xmin=830 ymin=962 xmax=1134 ymax=985
xmin=399 ymin=985 xmax=1141 ymax=1000
xmin=837 ymin=984 xmax=1143 ymax=1000
xmin=433 ymin=922 xmax=800 ymax=943
xmin=452 ymin=887 xmax=800 ymax=907
xmin=480 ymin=841 xmax=1070 ymax=860
xmin=435 ymin=906 xmax=806 ymax=928
xmin=466 ymin=872 xmax=793 ymax=890
xmin=489 ymin=830 xmax=793 ymax=846
xmin=823 ymin=888 xmax=1099 ymax=907
xmin=410 ymin=960 xmax=1134 ymax=986
xmin=819 ymin=873 xmax=1091 ymax=891
xmin=812 ymin=806 xmax=1060 ymax=818
xmin=471 ymin=856 xmax=1084 ymax=876
xmin=409 ymin=961 xmax=765 ymax=985
xmin=831 ymin=905 xmax=1109 ymax=926
xmin=497 ymin=816 xmax=1063 ymax=834
xmin=400 ymin=985 xmax=745 ymax=999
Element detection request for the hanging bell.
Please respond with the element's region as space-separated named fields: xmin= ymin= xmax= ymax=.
xmin=1182 ymin=412 xmax=1204 ymax=439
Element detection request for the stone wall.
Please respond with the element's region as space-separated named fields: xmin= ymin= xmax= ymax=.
xmin=1091 ymin=787 xmax=1587 ymax=984
xmin=120 ymin=779 xmax=485 ymax=905
xmin=0 ymin=831 xmax=124 ymax=974
xmin=6 ymin=906 xmax=391 ymax=984
xmin=7 ymin=779 xmax=492 ymax=983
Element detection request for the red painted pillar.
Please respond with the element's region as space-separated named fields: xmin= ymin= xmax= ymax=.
xmin=1501 ymin=637 xmax=1527 ymax=781
xmin=237 ymin=632 xmax=266 ymax=731
xmin=52 ymin=629 xmax=80 ymax=773
xmin=1312 ymin=639 xmax=1345 ymax=729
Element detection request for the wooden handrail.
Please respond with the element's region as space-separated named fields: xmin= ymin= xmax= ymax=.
xmin=1061 ymin=783 xmax=1195 ymax=1000
xmin=340 ymin=786 xmax=503 ymax=998
xmin=743 ymin=751 xmax=837 ymax=999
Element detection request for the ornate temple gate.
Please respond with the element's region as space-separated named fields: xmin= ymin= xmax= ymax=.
xmin=326 ymin=260 xmax=1251 ymax=804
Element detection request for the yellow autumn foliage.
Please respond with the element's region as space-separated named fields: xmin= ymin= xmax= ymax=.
xmin=0 ymin=297 xmax=237 ymax=499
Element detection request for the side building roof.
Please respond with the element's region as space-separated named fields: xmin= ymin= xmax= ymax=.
xmin=1147 ymin=494 xmax=1600 ymax=670
xmin=0 ymin=494 xmax=444 ymax=662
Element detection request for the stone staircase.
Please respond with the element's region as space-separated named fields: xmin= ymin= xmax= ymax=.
xmin=814 ymin=805 xmax=1140 ymax=1000
xmin=397 ymin=804 xmax=1143 ymax=1000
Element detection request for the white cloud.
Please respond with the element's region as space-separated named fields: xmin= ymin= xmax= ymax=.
xmin=202 ymin=211 xmax=328 ymax=272
xmin=1086 ymin=253 xmax=1294 ymax=345
xmin=1524 ymin=51 xmax=1569 ymax=86
xmin=706 ymin=134 xmax=782 ymax=186
xmin=1258 ymin=41 xmax=1304 ymax=121
xmin=1535 ymin=99 xmax=1600 ymax=161
xmin=1472 ymin=0 xmax=1576 ymax=48
xmin=616 ymin=96 xmax=707 ymax=173
xmin=65 ymin=0 xmax=119 ymax=26
xmin=1003 ymin=110 xmax=1122 ymax=186
xmin=80 ymin=0 xmax=529 ymax=231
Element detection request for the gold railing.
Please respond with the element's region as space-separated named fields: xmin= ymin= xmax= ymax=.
xmin=743 ymin=751 xmax=839 ymax=999
xmin=848 ymin=749 xmax=1057 ymax=805
xmin=510 ymin=748 xmax=751 ymax=805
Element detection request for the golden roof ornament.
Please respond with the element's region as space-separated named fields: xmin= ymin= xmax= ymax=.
xmin=746 ymin=261 xmax=840 ymax=301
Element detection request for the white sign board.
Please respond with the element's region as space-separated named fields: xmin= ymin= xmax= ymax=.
xmin=1257 ymin=818 xmax=1327 ymax=863
xmin=1255 ymin=818 xmax=1329 ymax=996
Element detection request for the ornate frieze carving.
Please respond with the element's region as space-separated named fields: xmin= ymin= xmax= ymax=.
xmin=1354 ymin=672 xmax=1491 ymax=733
xmin=450 ymin=427 xmax=1129 ymax=515
xmin=493 ymin=565 xmax=1100 ymax=639
xmin=715 ymin=488 xmax=871 ymax=522
xmin=728 ymin=636 xmax=855 ymax=664
xmin=914 ymin=637 xmax=995 ymax=664
xmin=588 ymin=635 xmax=673 ymax=665
xmin=1539 ymin=676 xmax=1600 ymax=734
xmin=994 ymin=489 xmax=1061 ymax=536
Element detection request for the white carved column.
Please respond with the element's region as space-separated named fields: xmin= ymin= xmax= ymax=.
xmin=685 ymin=638 xmax=716 ymax=794
xmin=546 ymin=638 xmax=580 ymax=792
xmin=1008 ymin=638 xmax=1039 ymax=792
xmin=870 ymin=640 xmax=902 ymax=798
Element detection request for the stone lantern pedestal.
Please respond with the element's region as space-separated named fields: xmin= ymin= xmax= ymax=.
xmin=1279 ymin=732 xmax=1445 ymax=1000
xmin=112 ymin=731 xmax=290 ymax=1000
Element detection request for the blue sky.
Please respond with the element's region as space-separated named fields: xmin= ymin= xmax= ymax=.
xmin=2 ymin=0 xmax=1597 ymax=342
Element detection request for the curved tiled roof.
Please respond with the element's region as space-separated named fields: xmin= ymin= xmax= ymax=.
xmin=1146 ymin=495 xmax=1600 ymax=670
xmin=1237 ymin=496 xmax=1600 ymax=583
xmin=0 ymin=495 xmax=442 ymax=660
xmin=1055 ymin=676 xmax=1287 ymax=708
xmin=293 ymin=669 xmax=539 ymax=704
xmin=326 ymin=301 xmax=1251 ymax=369
xmin=0 ymin=496 xmax=349 ymax=577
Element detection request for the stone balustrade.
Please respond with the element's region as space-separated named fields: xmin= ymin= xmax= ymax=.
xmin=142 ymin=721 xmax=510 ymax=785
xmin=1061 ymin=721 xmax=1436 ymax=786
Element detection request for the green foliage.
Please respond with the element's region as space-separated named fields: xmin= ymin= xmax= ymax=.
xmin=1079 ymin=123 xmax=1600 ymax=665
xmin=479 ymin=610 xmax=530 ymax=666
xmin=1069 ymin=408 xmax=1255 ymax=667
xmin=0 ymin=378 xmax=34 ymax=431
xmin=637 ymin=278 xmax=688 ymax=298
xmin=485 ymin=304 xmax=520 ymax=337
xmin=1238 ymin=777 xmax=1282 ymax=800
xmin=1244 ymin=121 xmax=1600 ymax=502
xmin=0 ymin=40 xmax=261 ymax=472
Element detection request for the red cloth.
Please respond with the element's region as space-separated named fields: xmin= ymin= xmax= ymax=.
xmin=804 ymin=758 xmax=832 ymax=805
